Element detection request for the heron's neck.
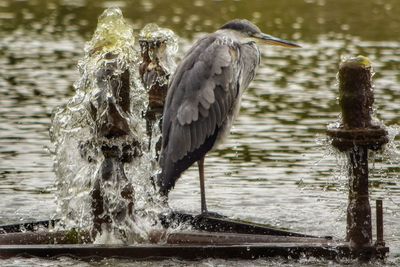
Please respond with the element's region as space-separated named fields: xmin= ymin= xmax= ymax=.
xmin=215 ymin=29 xmax=251 ymax=44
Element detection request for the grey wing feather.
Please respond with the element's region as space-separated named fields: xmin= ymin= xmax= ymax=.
xmin=159 ymin=35 xmax=241 ymax=189
xmin=175 ymin=43 xmax=234 ymax=126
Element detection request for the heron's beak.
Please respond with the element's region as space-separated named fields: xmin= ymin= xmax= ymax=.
xmin=252 ymin=33 xmax=301 ymax=48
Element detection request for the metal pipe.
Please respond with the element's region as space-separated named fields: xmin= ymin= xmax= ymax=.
xmin=339 ymin=57 xmax=373 ymax=248
xmin=327 ymin=56 xmax=388 ymax=255
xmin=346 ymin=146 xmax=372 ymax=246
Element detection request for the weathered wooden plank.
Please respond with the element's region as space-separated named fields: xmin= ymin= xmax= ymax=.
xmin=0 ymin=230 xmax=91 ymax=245
xmin=0 ymin=243 xmax=351 ymax=260
xmin=1 ymin=212 xmax=389 ymax=260
xmin=0 ymin=220 xmax=58 ymax=234
xmin=166 ymin=231 xmax=332 ymax=245
xmin=0 ymin=211 xmax=331 ymax=240
xmin=160 ymin=212 xmax=332 ymax=239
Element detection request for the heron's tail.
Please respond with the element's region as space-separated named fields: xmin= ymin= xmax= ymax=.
xmin=157 ymin=125 xmax=221 ymax=196
xmin=156 ymin=172 xmax=171 ymax=197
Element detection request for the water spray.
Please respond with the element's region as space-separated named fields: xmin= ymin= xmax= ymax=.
xmin=49 ymin=7 xmax=181 ymax=243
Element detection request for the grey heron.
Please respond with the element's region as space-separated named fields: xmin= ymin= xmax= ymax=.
xmin=157 ymin=19 xmax=300 ymax=213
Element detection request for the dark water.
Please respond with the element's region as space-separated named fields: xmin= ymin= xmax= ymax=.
xmin=0 ymin=0 xmax=400 ymax=266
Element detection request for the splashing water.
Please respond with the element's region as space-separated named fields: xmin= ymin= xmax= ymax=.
xmin=372 ymin=125 xmax=400 ymax=210
xmin=139 ymin=23 xmax=178 ymax=78
xmin=49 ymin=7 xmax=171 ymax=243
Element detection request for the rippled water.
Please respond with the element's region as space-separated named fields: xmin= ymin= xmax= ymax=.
xmin=0 ymin=0 xmax=399 ymax=266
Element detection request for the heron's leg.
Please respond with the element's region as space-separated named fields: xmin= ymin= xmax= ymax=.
xmin=198 ymin=157 xmax=207 ymax=213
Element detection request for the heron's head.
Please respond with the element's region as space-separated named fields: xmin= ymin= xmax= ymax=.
xmin=219 ymin=19 xmax=300 ymax=48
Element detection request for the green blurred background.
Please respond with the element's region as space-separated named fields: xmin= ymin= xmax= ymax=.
xmin=1 ymin=0 xmax=399 ymax=41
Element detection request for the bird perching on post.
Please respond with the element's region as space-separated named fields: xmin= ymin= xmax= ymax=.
xmin=157 ymin=19 xmax=300 ymax=214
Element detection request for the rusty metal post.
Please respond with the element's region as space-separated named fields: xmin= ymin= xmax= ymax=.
xmin=327 ymin=56 xmax=388 ymax=255
xmin=139 ymin=39 xmax=169 ymax=113
xmin=346 ymin=146 xmax=371 ymax=248
xmin=375 ymin=199 xmax=384 ymax=246
xmin=139 ymin=38 xmax=169 ymax=158
xmin=139 ymin=27 xmax=176 ymax=159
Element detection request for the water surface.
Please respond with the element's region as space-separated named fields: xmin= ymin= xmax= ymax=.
xmin=0 ymin=0 xmax=399 ymax=266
